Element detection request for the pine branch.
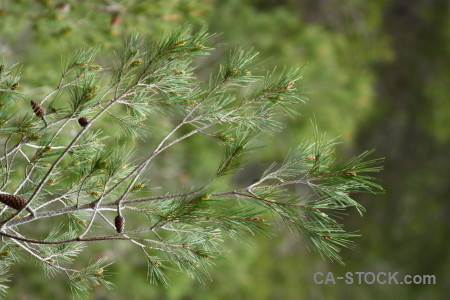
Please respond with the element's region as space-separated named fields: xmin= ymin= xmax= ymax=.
xmin=0 ymin=26 xmax=383 ymax=295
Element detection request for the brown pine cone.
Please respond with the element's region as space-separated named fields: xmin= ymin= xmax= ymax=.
xmin=30 ymin=101 xmax=45 ymax=117
xmin=0 ymin=193 xmax=27 ymax=210
xmin=114 ymin=215 xmax=125 ymax=233
xmin=111 ymin=13 xmax=121 ymax=26
xmin=78 ymin=117 xmax=89 ymax=127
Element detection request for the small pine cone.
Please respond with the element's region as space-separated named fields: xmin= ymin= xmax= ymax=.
xmin=0 ymin=194 xmax=27 ymax=210
xmin=30 ymin=101 xmax=45 ymax=117
xmin=111 ymin=13 xmax=121 ymax=26
xmin=114 ymin=215 xmax=125 ymax=233
xmin=78 ymin=117 xmax=89 ymax=127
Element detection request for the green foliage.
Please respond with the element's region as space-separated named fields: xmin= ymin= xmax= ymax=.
xmin=0 ymin=26 xmax=382 ymax=298
xmin=0 ymin=0 xmax=210 ymax=90
xmin=207 ymin=0 xmax=392 ymax=144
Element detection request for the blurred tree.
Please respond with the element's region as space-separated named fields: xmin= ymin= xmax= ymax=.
xmin=0 ymin=0 xmax=211 ymax=86
xmin=207 ymin=0 xmax=392 ymax=146
xmin=352 ymin=0 xmax=450 ymax=299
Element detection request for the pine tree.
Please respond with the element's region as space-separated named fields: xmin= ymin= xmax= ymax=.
xmin=0 ymin=26 xmax=383 ymax=297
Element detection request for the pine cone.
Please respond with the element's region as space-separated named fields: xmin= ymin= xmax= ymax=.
xmin=111 ymin=13 xmax=121 ymax=26
xmin=30 ymin=101 xmax=45 ymax=117
xmin=78 ymin=117 xmax=89 ymax=127
xmin=0 ymin=194 xmax=27 ymax=210
xmin=114 ymin=215 xmax=125 ymax=233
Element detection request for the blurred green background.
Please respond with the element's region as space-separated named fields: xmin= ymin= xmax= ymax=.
xmin=1 ymin=0 xmax=449 ymax=299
